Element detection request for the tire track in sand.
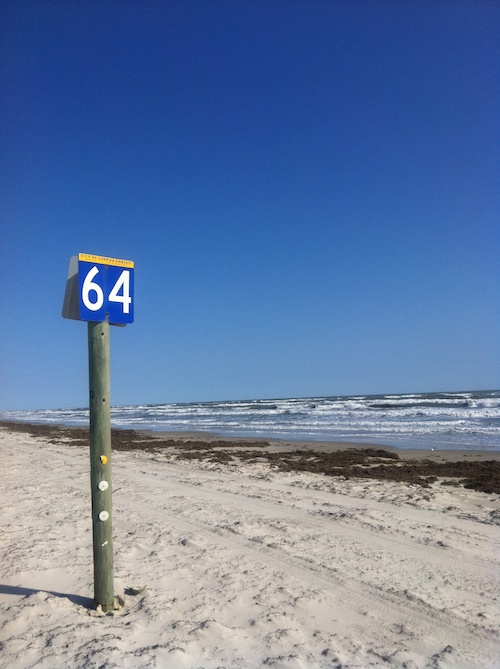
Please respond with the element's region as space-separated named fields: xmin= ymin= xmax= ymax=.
xmin=117 ymin=458 xmax=498 ymax=576
xmin=116 ymin=478 xmax=499 ymax=667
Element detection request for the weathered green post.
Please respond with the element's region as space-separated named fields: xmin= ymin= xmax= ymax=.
xmin=88 ymin=320 xmax=114 ymax=611
xmin=63 ymin=253 xmax=134 ymax=612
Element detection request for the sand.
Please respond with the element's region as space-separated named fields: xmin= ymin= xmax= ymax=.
xmin=1 ymin=424 xmax=499 ymax=668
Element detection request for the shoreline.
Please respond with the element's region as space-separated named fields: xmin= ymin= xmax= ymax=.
xmin=2 ymin=388 xmax=497 ymax=454
xmin=2 ymin=420 xmax=500 ymax=494
xmin=1 ymin=419 xmax=499 ymax=462
xmin=139 ymin=429 xmax=500 ymax=462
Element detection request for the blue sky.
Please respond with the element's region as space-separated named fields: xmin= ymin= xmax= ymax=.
xmin=1 ymin=1 xmax=498 ymax=411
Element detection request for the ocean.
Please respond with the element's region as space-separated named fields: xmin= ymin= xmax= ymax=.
xmin=1 ymin=389 xmax=499 ymax=451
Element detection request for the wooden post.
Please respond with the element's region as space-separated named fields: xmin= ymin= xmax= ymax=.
xmin=88 ymin=320 xmax=114 ymax=612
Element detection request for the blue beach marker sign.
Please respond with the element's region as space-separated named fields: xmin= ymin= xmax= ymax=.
xmin=62 ymin=253 xmax=135 ymax=612
xmin=63 ymin=253 xmax=134 ymax=325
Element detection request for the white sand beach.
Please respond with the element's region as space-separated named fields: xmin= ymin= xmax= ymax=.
xmin=1 ymin=427 xmax=499 ymax=668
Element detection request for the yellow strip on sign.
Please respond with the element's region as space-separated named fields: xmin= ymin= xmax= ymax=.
xmin=78 ymin=253 xmax=134 ymax=268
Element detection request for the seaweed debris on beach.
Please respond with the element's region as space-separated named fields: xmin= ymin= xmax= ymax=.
xmin=1 ymin=420 xmax=499 ymax=494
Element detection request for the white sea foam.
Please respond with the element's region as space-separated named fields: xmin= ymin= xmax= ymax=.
xmin=2 ymin=390 xmax=499 ymax=451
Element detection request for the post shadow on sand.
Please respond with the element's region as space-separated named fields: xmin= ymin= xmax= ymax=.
xmin=0 ymin=584 xmax=94 ymax=609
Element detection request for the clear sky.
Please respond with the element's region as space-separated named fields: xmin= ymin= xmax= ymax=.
xmin=1 ymin=1 xmax=499 ymax=411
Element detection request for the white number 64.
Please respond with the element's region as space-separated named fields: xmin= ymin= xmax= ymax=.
xmin=82 ymin=266 xmax=131 ymax=314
